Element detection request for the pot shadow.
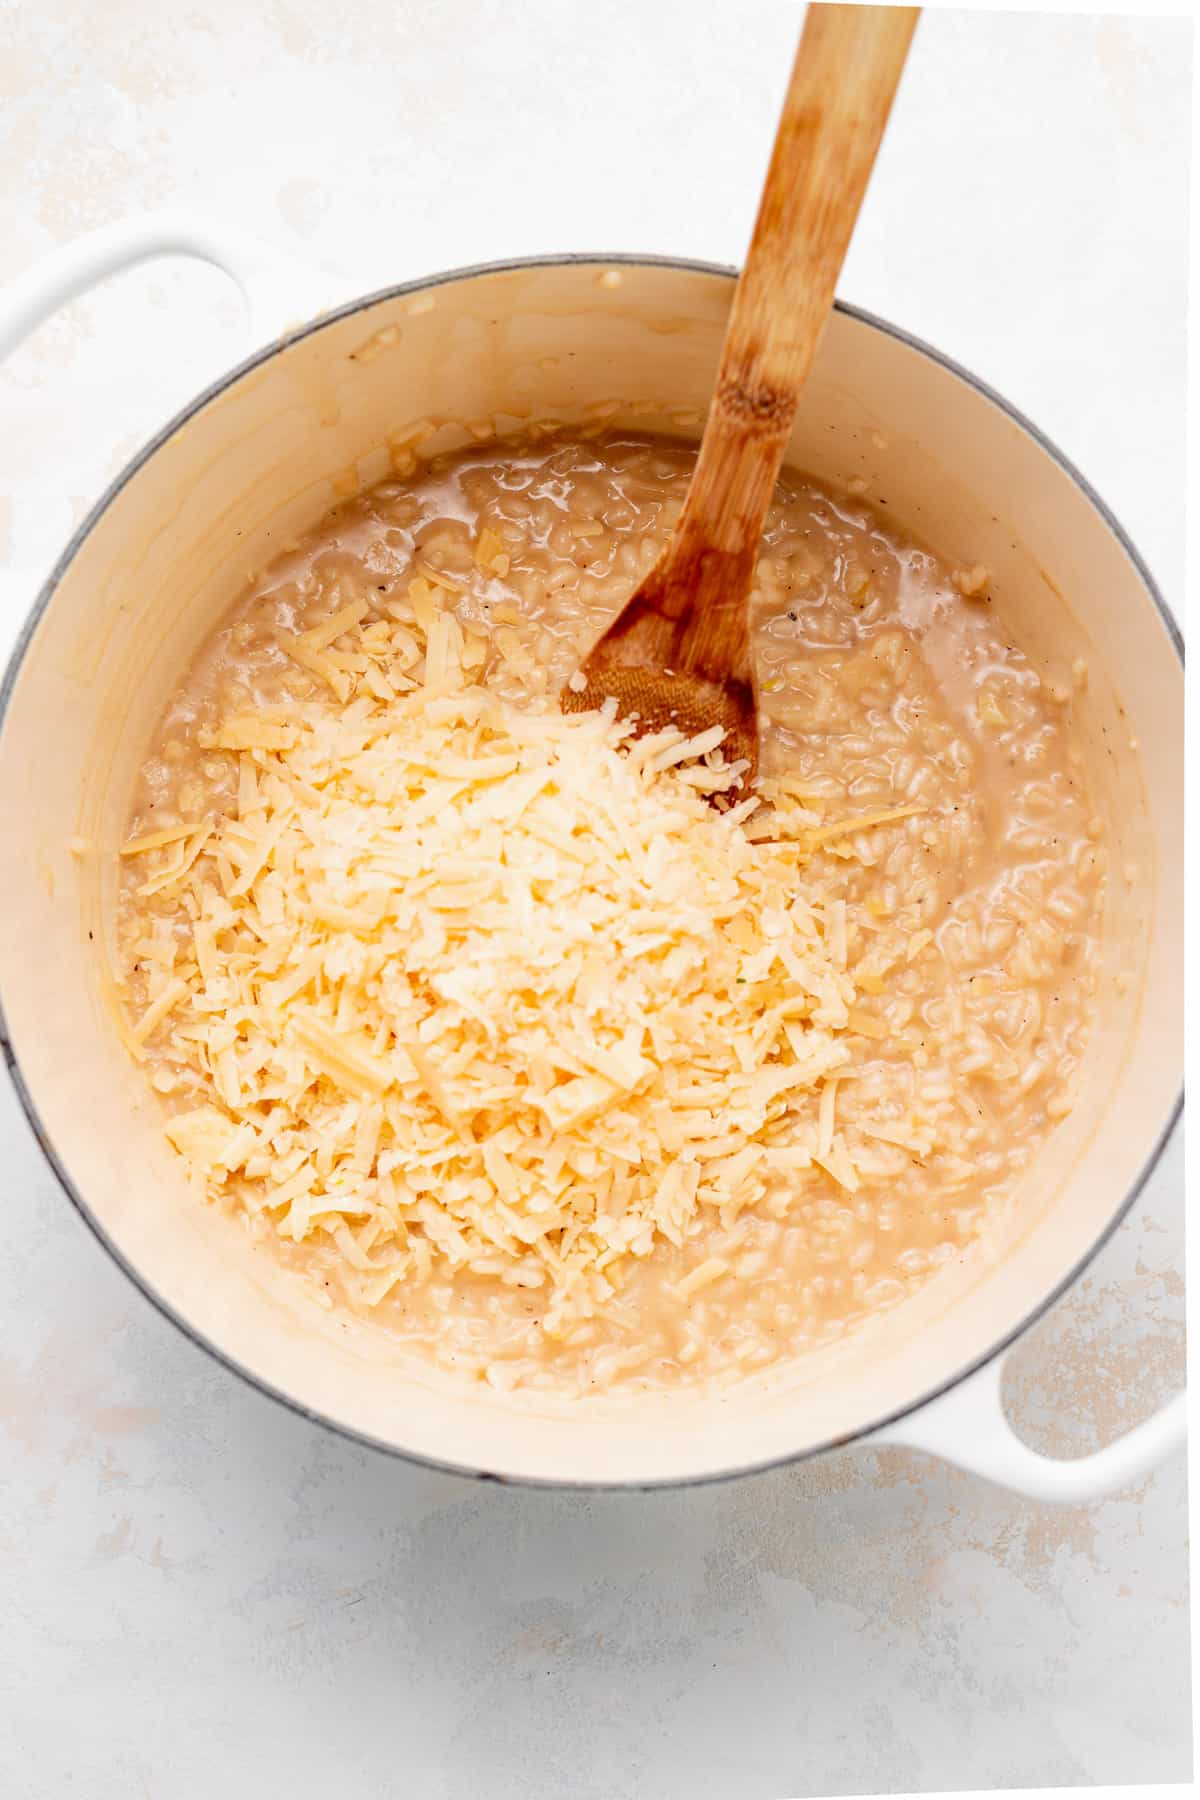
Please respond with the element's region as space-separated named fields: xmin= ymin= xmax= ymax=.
xmin=191 ymin=1372 xmax=954 ymax=1796
xmin=125 ymin=1294 xmax=1185 ymax=1800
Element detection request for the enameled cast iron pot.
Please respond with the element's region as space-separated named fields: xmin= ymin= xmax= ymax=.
xmin=0 ymin=218 xmax=1184 ymax=1498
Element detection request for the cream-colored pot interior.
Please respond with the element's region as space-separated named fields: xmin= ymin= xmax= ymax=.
xmin=0 ymin=259 xmax=1182 ymax=1484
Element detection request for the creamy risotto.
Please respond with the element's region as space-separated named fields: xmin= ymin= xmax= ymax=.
xmin=115 ymin=431 xmax=1104 ymax=1393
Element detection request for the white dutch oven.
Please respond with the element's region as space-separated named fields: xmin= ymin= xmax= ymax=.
xmin=0 ymin=219 xmax=1184 ymax=1500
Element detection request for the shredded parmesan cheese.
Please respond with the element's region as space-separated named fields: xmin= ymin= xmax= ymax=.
xmin=121 ymin=592 xmax=929 ymax=1336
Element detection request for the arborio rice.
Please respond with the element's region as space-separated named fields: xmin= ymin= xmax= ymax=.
xmin=116 ymin=430 xmax=1103 ymax=1395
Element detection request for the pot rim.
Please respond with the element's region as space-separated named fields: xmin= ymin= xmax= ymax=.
xmin=0 ymin=249 xmax=1185 ymax=1490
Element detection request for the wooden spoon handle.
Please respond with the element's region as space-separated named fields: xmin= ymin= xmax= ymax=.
xmin=566 ymin=3 xmax=917 ymax=788
xmin=676 ymin=4 xmax=919 ymax=568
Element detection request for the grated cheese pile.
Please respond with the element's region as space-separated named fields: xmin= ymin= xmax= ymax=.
xmin=120 ymin=590 xmax=921 ymax=1335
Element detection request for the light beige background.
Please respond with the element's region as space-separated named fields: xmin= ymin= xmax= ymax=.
xmin=0 ymin=3 xmax=1189 ymax=1796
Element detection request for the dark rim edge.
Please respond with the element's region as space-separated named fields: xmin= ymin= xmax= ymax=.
xmin=0 ymin=249 xmax=1185 ymax=1491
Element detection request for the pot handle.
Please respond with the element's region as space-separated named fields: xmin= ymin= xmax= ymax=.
xmin=0 ymin=214 xmax=344 ymax=653
xmin=0 ymin=211 xmax=343 ymax=362
xmin=871 ymin=1351 xmax=1187 ymax=1503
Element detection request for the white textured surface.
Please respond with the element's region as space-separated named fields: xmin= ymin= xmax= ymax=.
xmin=0 ymin=5 xmax=1189 ymax=1796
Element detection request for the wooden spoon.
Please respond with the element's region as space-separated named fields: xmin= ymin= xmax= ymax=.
xmin=561 ymin=3 xmax=918 ymax=795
